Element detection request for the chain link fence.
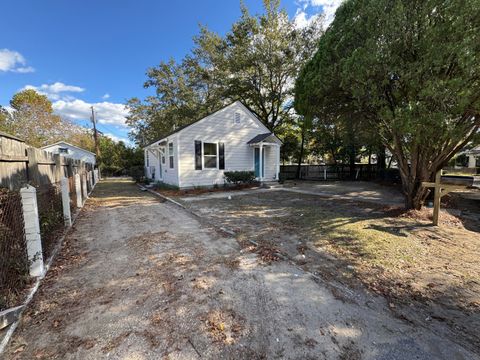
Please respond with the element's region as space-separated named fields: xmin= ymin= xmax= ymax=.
xmin=36 ymin=183 xmax=64 ymax=261
xmin=0 ymin=188 xmax=29 ymax=311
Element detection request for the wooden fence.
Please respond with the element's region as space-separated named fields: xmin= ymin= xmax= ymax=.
xmin=280 ymin=164 xmax=401 ymax=182
xmin=0 ymin=132 xmax=94 ymax=190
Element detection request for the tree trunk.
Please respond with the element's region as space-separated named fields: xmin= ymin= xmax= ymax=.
xmin=376 ymin=145 xmax=386 ymax=179
xmin=397 ymin=161 xmax=432 ymax=210
xmin=296 ymin=129 xmax=306 ymax=179
xmin=347 ymin=123 xmax=356 ymax=180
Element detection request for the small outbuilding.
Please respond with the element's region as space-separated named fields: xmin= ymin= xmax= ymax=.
xmin=466 ymin=146 xmax=480 ymax=169
xmin=42 ymin=141 xmax=96 ymax=165
xmin=143 ymin=101 xmax=282 ymax=188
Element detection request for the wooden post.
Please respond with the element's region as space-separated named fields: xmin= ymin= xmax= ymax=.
xmin=422 ymin=170 xmax=468 ymax=226
xmin=26 ymin=147 xmax=38 ymax=185
xmin=54 ymin=154 xmax=62 ymax=183
xmin=432 ymin=170 xmax=442 ymax=226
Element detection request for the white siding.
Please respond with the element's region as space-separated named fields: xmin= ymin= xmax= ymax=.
xmin=145 ymin=148 xmax=161 ymax=181
xmin=263 ymin=146 xmax=279 ymax=180
xmin=42 ymin=143 xmax=96 ymax=164
xmin=177 ymin=102 xmax=274 ymax=188
xmin=160 ymin=135 xmax=180 ymax=187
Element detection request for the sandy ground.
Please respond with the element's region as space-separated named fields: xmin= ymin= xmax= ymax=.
xmin=179 ymin=186 xmax=480 ymax=356
xmin=3 ymin=179 xmax=479 ymax=359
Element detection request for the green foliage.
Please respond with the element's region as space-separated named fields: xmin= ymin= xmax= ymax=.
xmin=224 ymin=171 xmax=256 ymax=184
xmin=1 ymin=89 xmax=95 ymax=149
xmin=128 ymin=165 xmax=145 ymax=182
xmin=98 ymin=136 xmax=143 ymax=176
xmin=152 ymin=182 xmax=179 ymax=191
xmin=295 ymin=0 xmax=480 ymax=208
xmin=126 ymin=0 xmax=324 ymax=146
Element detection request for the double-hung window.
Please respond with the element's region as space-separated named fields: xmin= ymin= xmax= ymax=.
xmin=203 ymin=143 xmax=217 ymax=169
xmin=194 ymin=141 xmax=225 ymax=170
xmin=168 ymin=142 xmax=174 ymax=168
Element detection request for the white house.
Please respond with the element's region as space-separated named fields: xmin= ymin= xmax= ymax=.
xmin=42 ymin=141 xmax=96 ymax=165
xmin=143 ymin=101 xmax=282 ymax=188
xmin=465 ymin=146 xmax=480 ymax=169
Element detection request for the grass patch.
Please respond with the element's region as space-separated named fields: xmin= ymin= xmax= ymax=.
xmin=300 ymin=211 xmax=424 ymax=270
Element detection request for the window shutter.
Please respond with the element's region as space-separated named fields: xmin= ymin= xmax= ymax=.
xmin=195 ymin=140 xmax=202 ymax=170
xmin=219 ymin=142 xmax=225 ymax=170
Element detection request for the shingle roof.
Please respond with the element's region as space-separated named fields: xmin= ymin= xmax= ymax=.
xmin=247 ymin=133 xmax=273 ymax=144
xmin=144 ymin=100 xmax=279 ymax=149
xmin=144 ymin=101 xmax=239 ymax=148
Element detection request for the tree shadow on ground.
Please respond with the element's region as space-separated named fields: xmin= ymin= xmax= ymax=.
xmin=184 ymin=190 xmax=480 ymax=356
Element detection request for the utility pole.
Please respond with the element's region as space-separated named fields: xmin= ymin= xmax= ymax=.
xmin=91 ymin=106 xmax=101 ymax=160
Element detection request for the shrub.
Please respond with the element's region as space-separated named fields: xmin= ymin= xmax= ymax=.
xmin=152 ymin=181 xmax=179 ymax=191
xmin=128 ymin=165 xmax=145 ymax=182
xmin=224 ymin=171 xmax=256 ymax=185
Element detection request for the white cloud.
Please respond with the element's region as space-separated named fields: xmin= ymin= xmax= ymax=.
xmin=53 ymin=99 xmax=130 ymax=128
xmin=294 ymin=0 xmax=343 ymax=28
xmin=294 ymin=9 xmax=322 ymax=28
xmin=19 ymin=82 xmax=130 ymax=129
xmin=102 ymin=93 xmax=110 ymax=99
xmin=22 ymin=82 xmax=84 ymax=101
xmin=0 ymin=49 xmax=35 ymax=73
xmin=104 ymin=132 xmax=130 ymax=144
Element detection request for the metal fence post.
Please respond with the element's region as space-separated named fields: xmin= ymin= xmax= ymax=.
xmin=60 ymin=178 xmax=72 ymax=227
xmin=75 ymin=173 xmax=82 ymax=208
xmin=20 ymin=186 xmax=44 ymax=277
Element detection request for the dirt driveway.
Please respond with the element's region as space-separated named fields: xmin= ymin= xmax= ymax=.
xmin=4 ymin=179 xmax=478 ymax=359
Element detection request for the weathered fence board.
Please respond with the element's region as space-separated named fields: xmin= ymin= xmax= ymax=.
xmin=0 ymin=135 xmax=28 ymax=190
xmin=0 ymin=133 xmax=95 ymax=190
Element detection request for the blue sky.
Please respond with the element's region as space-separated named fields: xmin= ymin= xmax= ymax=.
xmin=0 ymin=0 xmax=340 ymax=145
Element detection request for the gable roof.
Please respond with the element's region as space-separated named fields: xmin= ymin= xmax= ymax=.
xmin=41 ymin=141 xmax=96 ymax=156
xmin=247 ymin=133 xmax=274 ymax=144
xmin=145 ymin=101 xmax=278 ymax=148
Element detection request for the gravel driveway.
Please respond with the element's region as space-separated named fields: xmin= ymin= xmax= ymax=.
xmin=3 ymin=179 xmax=478 ymax=359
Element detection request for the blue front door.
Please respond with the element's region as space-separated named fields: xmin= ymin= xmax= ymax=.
xmin=254 ymin=147 xmax=264 ymax=178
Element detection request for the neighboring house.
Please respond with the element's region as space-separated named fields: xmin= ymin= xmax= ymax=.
xmin=143 ymin=101 xmax=282 ymax=188
xmin=42 ymin=141 xmax=96 ymax=165
xmin=466 ymin=146 xmax=480 ymax=168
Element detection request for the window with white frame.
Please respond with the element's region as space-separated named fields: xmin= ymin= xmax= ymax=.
xmin=59 ymin=147 xmax=69 ymax=154
xmin=146 ymin=151 xmax=149 ymax=167
xmin=203 ymin=142 xmax=217 ymax=168
xmin=168 ymin=143 xmax=174 ymax=168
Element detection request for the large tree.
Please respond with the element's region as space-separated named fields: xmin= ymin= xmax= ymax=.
xmin=295 ymin=0 xmax=480 ymax=209
xmin=1 ymin=89 xmax=95 ymax=149
xmin=126 ymin=0 xmax=324 ymax=146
